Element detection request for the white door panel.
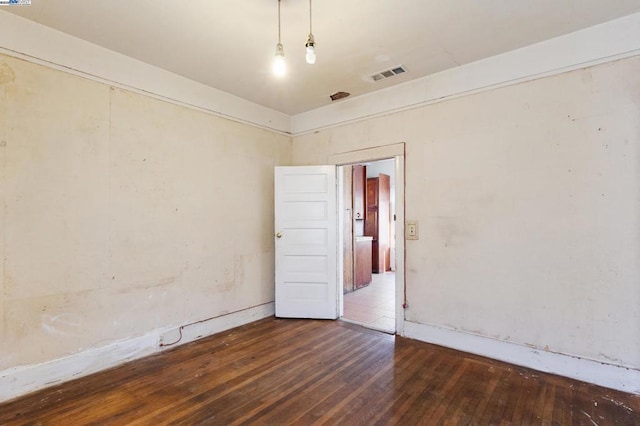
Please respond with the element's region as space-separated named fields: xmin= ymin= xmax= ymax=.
xmin=275 ymin=166 xmax=337 ymax=319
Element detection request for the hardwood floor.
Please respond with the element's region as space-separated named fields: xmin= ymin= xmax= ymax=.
xmin=1 ymin=317 xmax=639 ymax=425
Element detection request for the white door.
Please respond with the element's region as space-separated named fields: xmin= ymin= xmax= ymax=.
xmin=274 ymin=166 xmax=338 ymax=319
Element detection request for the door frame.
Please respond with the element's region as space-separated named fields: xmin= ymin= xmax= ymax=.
xmin=328 ymin=143 xmax=405 ymax=335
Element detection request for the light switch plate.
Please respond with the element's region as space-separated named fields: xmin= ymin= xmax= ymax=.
xmin=406 ymin=220 xmax=419 ymax=240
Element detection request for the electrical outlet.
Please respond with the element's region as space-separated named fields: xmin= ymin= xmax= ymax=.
xmin=406 ymin=220 xmax=419 ymax=240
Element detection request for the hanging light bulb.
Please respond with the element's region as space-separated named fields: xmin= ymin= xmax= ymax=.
xmin=305 ymin=34 xmax=316 ymax=65
xmin=305 ymin=0 xmax=316 ymax=64
xmin=273 ymin=0 xmax=286 ymax=77
xmin=274 ymin=42 xmax=286 ymax=76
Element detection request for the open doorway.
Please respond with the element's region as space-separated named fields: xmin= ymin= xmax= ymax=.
xmin=340 ymin=159 xmax=396 ymax=333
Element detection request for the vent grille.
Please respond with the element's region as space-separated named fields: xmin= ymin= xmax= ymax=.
xmin=369 ymin=65 xmax=406 ymax=82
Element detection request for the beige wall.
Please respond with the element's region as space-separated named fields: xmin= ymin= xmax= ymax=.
xmin=293 ymin=57 xmax=640 ymax=369
xmin=0 ymin=54 xmax=291 ymax=369
xmin=1 ymin=45 xmax=638 ymax=381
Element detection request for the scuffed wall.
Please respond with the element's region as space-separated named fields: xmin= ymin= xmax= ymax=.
xmin=0 ymin=54 xmax=291 ymax=369
xmin=293 ymin=56 xmax=640 ymax=370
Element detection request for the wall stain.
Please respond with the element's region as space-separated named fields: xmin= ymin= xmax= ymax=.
xmin=122 ymin=276 xmax=176 ymax=292
xmin=435 ymin=216 xmax=473 ymax=248
xmin=581 ymin=69 xmax=593 ymax=84
xmin=221 ymin=268 xmax=234 ymax=292
xmin=215 ymin=256 xmax=246 ymax=293
xmin=235 ymin=255 xmax=245 ymax=289
xmin=0 ymin=62 xmax=15 ymax=86
xmin=41 ymin=313 xmax=81 ymax=336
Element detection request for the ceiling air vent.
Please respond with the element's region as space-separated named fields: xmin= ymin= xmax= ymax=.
xmin=369 ymin=65 xmax=406 ymax=82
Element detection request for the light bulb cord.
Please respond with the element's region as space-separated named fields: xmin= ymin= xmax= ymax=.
xmin=309 ymin=0 xmax=313 ymax=35
xmin=278 ymin=0 xmax=282 ymax=43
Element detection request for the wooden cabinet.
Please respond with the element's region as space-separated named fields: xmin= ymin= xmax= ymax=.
xmin=364 ymin=174 xmax=390 ymax=273
xmin=354 ymin=236 xmax=373 ymax=288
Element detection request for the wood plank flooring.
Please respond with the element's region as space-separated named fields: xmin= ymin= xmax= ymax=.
xmin=1 ymin=317 xmax=639 ymax=425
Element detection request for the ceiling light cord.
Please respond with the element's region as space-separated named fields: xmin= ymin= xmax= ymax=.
xmin=309 ymin=0 xmax=312 ymax=35
xmin=278 ymin=0 xmax=282 ymax=44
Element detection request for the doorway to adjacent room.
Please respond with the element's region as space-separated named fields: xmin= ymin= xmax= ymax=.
xmin=340 ymin=158 xmax=397 ymax=333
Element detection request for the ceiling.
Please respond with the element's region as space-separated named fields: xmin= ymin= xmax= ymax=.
xmin=6 ymin=1 xmax=640 ymax=115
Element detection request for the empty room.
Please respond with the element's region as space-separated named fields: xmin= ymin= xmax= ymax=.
xmin=1 ymin=1 xmax=639 ymax=424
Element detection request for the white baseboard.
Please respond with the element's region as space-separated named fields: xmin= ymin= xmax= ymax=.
xmin=0 ymin=302 xmax=274 ymax=403
xmin=403 ymin=320 xmax=640 ymax=395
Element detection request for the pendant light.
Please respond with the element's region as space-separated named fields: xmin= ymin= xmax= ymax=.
xmin=273 ymin=0 xmax=286 ymax=76
xmin=305 ymin=0 xmax=316 ymax=64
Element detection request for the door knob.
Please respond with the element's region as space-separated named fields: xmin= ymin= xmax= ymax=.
xmin=276 ymin=232 xmax=282 ymax=238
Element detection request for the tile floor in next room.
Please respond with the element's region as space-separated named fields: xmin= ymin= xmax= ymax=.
xmin=342 ymin=271 xmax=395 ymax=332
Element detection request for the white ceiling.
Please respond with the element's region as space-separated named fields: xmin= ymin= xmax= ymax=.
xmin=6 ymin=1 xmax=640 ymax=115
